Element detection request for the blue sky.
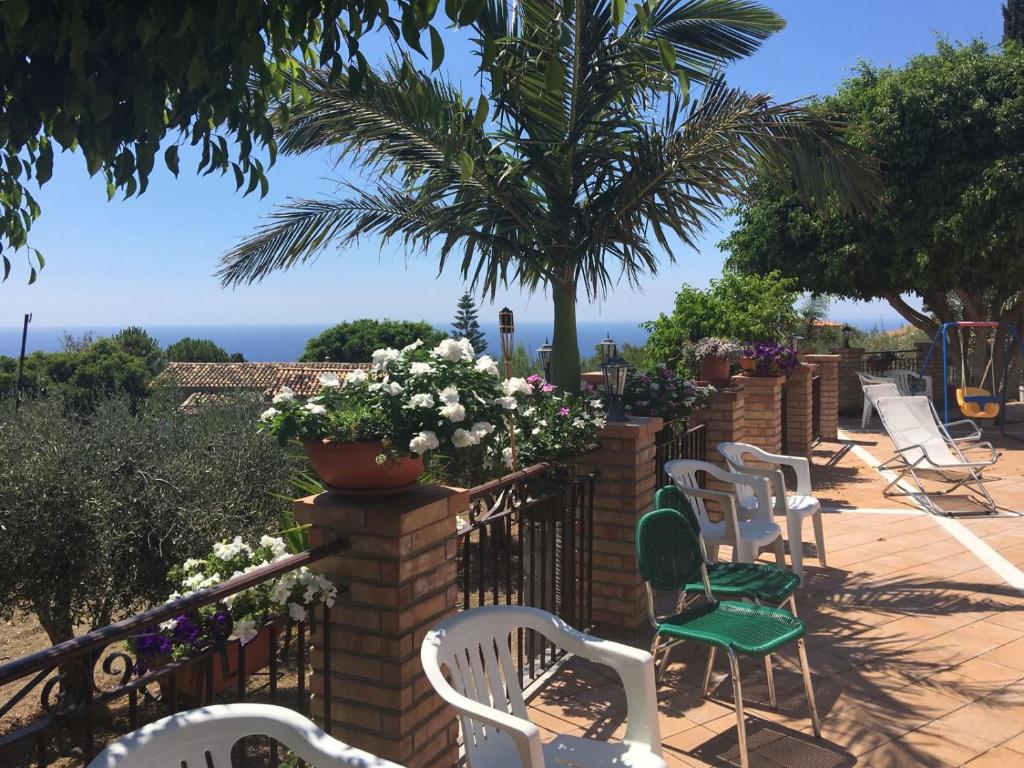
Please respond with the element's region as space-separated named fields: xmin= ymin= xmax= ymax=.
xmin=0 ymin=0 xmax=1005 ymax=331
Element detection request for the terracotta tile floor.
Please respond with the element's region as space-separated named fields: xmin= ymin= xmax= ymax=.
xmin=527 ymin=421 xmax=1024 ymax=767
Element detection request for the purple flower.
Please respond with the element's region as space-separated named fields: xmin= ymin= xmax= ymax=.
xmin=171 ymin=614 xmax=203 ymax=649
xmin=136 ymin=629 xmax=172 ymax=659
xmin=541 ymin=383 xmax=556 ymax=393
xmin=527 ymin=374 xmax=542 ymax=384
xmin=207 ymin=610 xmax=233 ymax=643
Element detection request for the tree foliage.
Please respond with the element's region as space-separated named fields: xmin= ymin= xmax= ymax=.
xmin=300 ymin=318 xmax=445 ymax=361
xmin=451 ymin=292 xmax=487 ymax=354
xmin=642 ymin=270 xmax=799 ymax=370
xmin=0 ymin=0 xmax=466 ymax=281
xmin=218 ymin=0 xmax=880 ymax=391
xmin=0 ymin=393 xmax=301 ymax=649
xmin=166 ymin=337 xmax=239 ymax=363
xmin=723 ymin=41 xmax=1024 ymax=363
xmin=1006 ymin=0 xmax=1024 ymax=42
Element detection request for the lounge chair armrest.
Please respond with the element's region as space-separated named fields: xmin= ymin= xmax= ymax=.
xmin=944 ymin=418 xmax=983 ymax=441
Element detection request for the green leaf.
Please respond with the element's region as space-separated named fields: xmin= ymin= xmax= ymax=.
xmin=429 ymin=27 xmax=444 ymax=71
xmin=473 ymin=96 xmax=489 ymax=129
xmin=5 ymin=0 xmax=28 ymax=44
xmin=544 ymin=57 xmax=564 ymax=92
xmin=611 ymin=0 xmax=625 ymax=26
xmin=187 ymin=55 xmax=209 ymax=88
xmin=2 ymin=255 xmax=10 ymax=282
xmin=676 ymin=70 xmax=690 ymax=104
xmin=28 ymin=267 xmax=36 ymax=285
xmin=33 ymin=249 xmax=44 ymax=270
xmin=458 ymin=151 xmax=474 ymax=180
xmin=457 ymin=0 xmax=484 ymax=27
xmin=164 ymin=145 xmax=180 ymax=177
xmin=401 ymin=8 xmax=425 ymax=55
xmin=445 ymin=0 xmax=462 ymax=24
xmin=657 ymin=38 xmax=676 ymax=72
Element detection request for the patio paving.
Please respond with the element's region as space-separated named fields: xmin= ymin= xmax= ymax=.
xmin=528 ymin=423 xmax=1024 ymax=767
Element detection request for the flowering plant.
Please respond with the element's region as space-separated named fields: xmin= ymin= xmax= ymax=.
xmin=742 ymin=341 xmax=798 ymax=376
xmin=258 ymin=338 xmax=509 ymax=461
xmin=692 ymin=337 xmax=742 ymax=362
xmin=130 ymin=535 xmax=337 ymax=671
xmin=508 ymin=375 xmax=605 ymax=467
xmin=589 ymin=364 xmax=714 ymax=422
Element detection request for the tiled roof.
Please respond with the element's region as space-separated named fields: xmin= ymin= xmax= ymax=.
xmin=159 ymin=362 xmax=372 ymax=398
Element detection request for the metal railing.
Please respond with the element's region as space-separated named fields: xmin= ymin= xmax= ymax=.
xmin=0 ymin=539 xmax=348 ymax=767
xmin=860 ymin=349 xmax=921 ymax=374
xmin=456 ymin=459 xmax=595 ymax=687
xmin=655 ymin=421 xmax=707 ymax=488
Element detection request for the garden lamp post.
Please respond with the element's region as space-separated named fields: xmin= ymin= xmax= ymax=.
xmin=597 ymin=333 xmax=618 ymax=362
xmin=788 ymin=334 xmax=803 ymax=351
xmin=841 ymin=324 xmax=852 ymax=348
xmin=602 ymin=355 xmax=630 ymax=422
xmin=498 ymin=307 xmax=517 ymax=470
xmin=537 ymin=338 xmax=552 ymax=381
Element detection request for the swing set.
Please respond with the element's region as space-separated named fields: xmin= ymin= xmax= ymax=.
xmin=918 ymin=321 xmax=1024 ymax=428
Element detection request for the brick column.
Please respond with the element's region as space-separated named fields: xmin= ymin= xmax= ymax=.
xmin=688 ymin=384 xmax=745 ymax=470
xmin=295 ymin=488 xmax=463 ymax=768
xmin=736 ymin=374 xmax=784 ymax=454
xmin=834 ymin=346 xmax=865 ymax=414
xmin=783 ymin=363 xmax=815 ymax=457
xmin=574 ymin=417 xmax=662 ymax=640
xmin=802 ymin=354 xmax=839 ymax=440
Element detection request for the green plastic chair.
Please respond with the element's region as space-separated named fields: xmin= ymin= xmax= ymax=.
xmin=654 ymin=486 xmax=800 ymax=611
xmin=636 ymin=508 xmax=821 ymax=768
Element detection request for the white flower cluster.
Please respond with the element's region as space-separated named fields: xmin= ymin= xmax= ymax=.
xmin=213 ymin=535 xmax=253 ymax=561
xmin=270 ymin=566 xmax=338 ymax=623
xmin=409 ymin=430 xmax=440 ymax=455
xmin=272 ymin=386 xmax=295 ymax=404
xmin=431 ymin=337 xmax=475 ymax=362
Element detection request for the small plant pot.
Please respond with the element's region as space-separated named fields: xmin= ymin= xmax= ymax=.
xmin=699 ymin=356 xmax=733 ymax=385
xmin=160 ymin=625 xmax=274 ymax=705
xmin=303 ymin=440 xmax=424 ymax=496
xmin=739 ymin=356 xmax=755 ymax=373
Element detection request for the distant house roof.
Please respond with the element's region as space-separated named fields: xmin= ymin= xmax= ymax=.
xmin=159 ymin=362 xmax=372 ymax=399
xmin=813 ymin=319 xmax=844 ymax=328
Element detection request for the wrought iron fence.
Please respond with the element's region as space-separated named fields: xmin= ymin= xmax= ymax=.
xmin=456 ymin=460 xmax=595 ymax=687
xmin=860 ymin=349 xmax=921 ymax=374
xmin=0 ymin=539 xmax=348 ymax=768
xmin=655 ymin=421 xmax=707 ymax=488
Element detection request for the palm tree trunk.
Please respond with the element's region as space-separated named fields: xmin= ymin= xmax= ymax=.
xmin=550 ymin=280 xmax=582 ymax=393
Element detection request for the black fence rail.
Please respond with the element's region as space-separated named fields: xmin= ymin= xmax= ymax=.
xmin=860 ymin=349 xmax=921 ymax=374
xmin=456 ymin=460 xmax=595 ymax=688
xmin=655 ymin=421 xmax=708 ymax=488
xmin=0 ymin=539 xmax=348 ymax=768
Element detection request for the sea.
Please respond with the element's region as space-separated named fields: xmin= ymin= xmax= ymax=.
xmin=0 ymin=321 xmax=653 ymax=362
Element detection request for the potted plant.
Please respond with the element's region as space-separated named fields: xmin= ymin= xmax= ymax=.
xmin=259 ymin=338 xmax=509 ymax=494
xmin=130 ymin=535 xmax=337 ymax=703
xmin=742 ymin=342 xmax=799 ymax=377
xmin=586 ymin=364 xmax=714 ymax=423
xmin=693 ymin=338 xmax=742 ymax=384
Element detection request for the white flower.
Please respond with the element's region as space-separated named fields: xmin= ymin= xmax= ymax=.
xmin=259 ymin=535 xmax=289 ymax=560
xmin=438 ymin=386 xmax=460 ymax=404
xmin=503 ymin=377 xmax=532 ymax=396
xmin=260 ymin=407 xmax=279 ymax=422
xmin=452 ymin=428 xmax=480 ymax=448
xmin=592 ymin=415 xmax=607 ymax=429
xmin=471 ymin=421 xmax=496 ymax=438
xmin=213 ymin=536 xmax=252 ymax=561
xmin=410 ymin=362 xmax=434 ymax=376
xmin=401 ymin=339 xmax=424 ymax=353
xmin=304 ymin=402 xmax=327 ymax=416
xmin=532 ymin=427 xmax=542 ymax=435
xmin=319 ymin=372 xmax=341 ymax=388
xmin=384 ymin=381 xmax=404 ymax=396
xmin=523 ymin=406 xmax=537 ymax=417
xmin=494 ymin=396 xmax=518 ymax=410
xmin=439 ymin=402 xmax=467 ymax=422
xmin=272 ymin=386 xmax=295 ymax=404
xmin=409 ymin=430 xmax=440 ymax=455
xmin=234 ymin=619 xmax=259 ymax=646
xmin=372 ymin=347 xmax=400 ymax=369
xmin=408 ymin=393 xmax=435 ymax=409
xmin=432 ymin=338 xmax=474 ymax=362
xmin=475 ymin=355 xmax=500 ymax=376
xmin=182 ymin=558 xmax=204 ymax=573
xmin=502 ymin=447 xmax=515 ymax=468
xmin=589 ymin=399 xmax=603 ymax=409
xmin=344 ymin=369 xmax=368 ymax=386
xmin=573 ymin=418 xmax=586 ymax=429
xmin=288 ymin=603 xmax=307 ymax=622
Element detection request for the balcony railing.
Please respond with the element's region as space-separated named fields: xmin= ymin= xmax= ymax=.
xmin=655 ymin=421 xmax=707 ymax=488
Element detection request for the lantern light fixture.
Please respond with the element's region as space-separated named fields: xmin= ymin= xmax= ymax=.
xmin=537 ymin=338 xmax=553 ymax=381
xmin=597 ymin=332 xmax=618 ymax=362
xmin=601 ymin=355 xmax=630 ymax=422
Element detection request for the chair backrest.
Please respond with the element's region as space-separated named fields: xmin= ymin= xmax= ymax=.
xmin=874 ymin=395 xmax=958 ymax=465
xmin=885 ymin=369 xmax=928 ymax=395
xmin=715 ymin=442 xmax=769 ymax=507
xmin=88 ymin=703 xmax=403 ymax=768
xmin=636 ymin=508 xmax=705 ymax=590
xmin=654 ymin=485 xmax=700 ymax=537
xmin=857 ymin=372 xmax=890 ymax=388
xmin=863 ymin=382 xmax=901 ymax=407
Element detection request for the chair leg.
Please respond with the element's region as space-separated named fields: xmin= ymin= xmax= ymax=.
xmin=812 ymin=510 xmax=827 ymax=567
xmin=736 ymin=541 xmax=755 ymax=564
xmin=702 ymin=646 xmax=717 ymax=697
xmin=773 ymin=535 xmax=786 ymax=568
xmin=788 ymin=593 xmax=799 ymax=617
xmin=651 ymin=633 xmax=664 ymax=683
xmin=707 ymin=542 xmax=720 ymax=563
xmin=764 ymin=654 xmax=776 ymax=709
xmin=786 ymin=510 xmax=802 ymax=576
xmin=796 ymin=638 xmax=821 ymax=737
xmin=727 ymin=649 xmax=749 ymax=768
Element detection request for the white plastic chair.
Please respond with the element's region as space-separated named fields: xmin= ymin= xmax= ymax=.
xmin=718 ymin=442 xmax=826 ymax=577
xmin=420 ymin=605 xmax=666 ymax=768
xmin=857 ymin=373 xmax=897 ymax=428
xmin=874 ymin=395 xmax=998 ymax=515
xmin=885 ymin=368 xmax=933 ymax=400
xmin=88 ymin=703 xmax=403 ymax=767
xmin=663 ymin=459 xmax=785 ymax=565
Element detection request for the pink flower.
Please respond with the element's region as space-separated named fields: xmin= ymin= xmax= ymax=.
xmin=542 ymin=383 xmax=556 ymax=393
xmin=527 ymin=374 xmax=542 ymax=384
xmin=559 ymin=407 xmax=571 ymax=416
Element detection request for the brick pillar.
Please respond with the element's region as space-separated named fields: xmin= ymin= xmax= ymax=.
xmin=833 ymin=346 xmax=865 ymax=414
xmin=737 ymin=374 xmax=783 ymax=454
xmin=802 ymin=354 xmax=839 ymax=440
xmin=574 ymin=417 xmax=662 ymax=640
xmin=783 ymin=363 xmax=815 ymax=457
xmin=688 ymin=384 xmax=745 ymax=470
xmin=295 ymin=488 xmax=463 ymax=768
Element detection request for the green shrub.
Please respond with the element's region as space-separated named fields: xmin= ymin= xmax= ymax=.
xmin=166 ymin=336 xmax=238 ymax=362
xmin=300 ymin=319 xmax=446 ymax=362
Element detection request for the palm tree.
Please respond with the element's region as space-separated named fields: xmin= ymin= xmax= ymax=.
xmin=219 ymin=0 xmax=879 ymax=391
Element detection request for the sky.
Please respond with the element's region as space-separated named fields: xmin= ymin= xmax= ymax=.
xmin=0 ymin=0 xmax=1006 ymax=332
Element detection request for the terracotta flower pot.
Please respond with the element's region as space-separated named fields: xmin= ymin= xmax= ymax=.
xmin=303 ymin=440 xmax=424 ymax=495
xmin=739 ymin=356 xmax=755 ymax=373
xmin=699 ymin=356 xmax=733 ymax=385
xmin=161 ymin=625 xmax=274 ymax=705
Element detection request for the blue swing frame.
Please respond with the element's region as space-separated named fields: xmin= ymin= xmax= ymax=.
xmin=918 ymin=321 xmax=1024 ymax=426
